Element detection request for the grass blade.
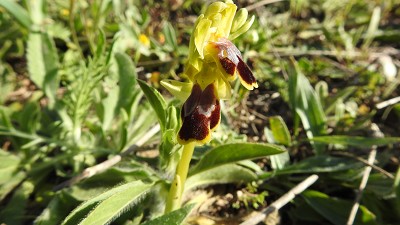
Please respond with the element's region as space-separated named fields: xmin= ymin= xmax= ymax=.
xmin=269 ymin=116 xmax=291 ymax=146
xmin=288 ymin=60 xmax=327 ymax=154
xmin=312 ymin=136 xmax=400 ymax=148
xmin=0 ymin=0 xmax=31 ymax=29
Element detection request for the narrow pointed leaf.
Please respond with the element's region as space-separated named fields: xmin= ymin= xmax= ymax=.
xmin=288 ymin=61 xmax=327 ymax=154
xmin=138 ymin=79 xmax=167 ymax=131
xmin=269 ymin=116 xmax=291 ymax=146
xmin=274 ymin=155 xmax=362 ymax=175
xmin=0 ymin=0 xmax=31 ymax=29
xmin=311 ymin=136 xmax=400 ymax=147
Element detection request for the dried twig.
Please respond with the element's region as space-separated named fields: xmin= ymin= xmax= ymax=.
xmin=331 ymin=151 xmax=394 ymax=179
xmin=246 ymin=0 xmax=285 ymax=12
xmin=54 ymin=125 xmax=160 ymax=191
xmin=346 ymin=123 xmax=383 ymax=225
xmin=376 ymin=96 xmax=400 ymax=109
xmin=240 ymin=174 xmax=319 ymax=225
xmin=262 ymin=48 xmax=400 ymax=58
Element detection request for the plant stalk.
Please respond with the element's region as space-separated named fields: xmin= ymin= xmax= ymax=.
xmin=165 ymin=142 xmax=195 ymax=213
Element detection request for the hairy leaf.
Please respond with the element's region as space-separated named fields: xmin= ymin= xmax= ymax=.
xmin=62 ymin=181 xmax=153 ymax=225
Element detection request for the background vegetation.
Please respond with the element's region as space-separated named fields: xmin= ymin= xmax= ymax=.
xmin=0 ymin=0 xmax=400 ymax=224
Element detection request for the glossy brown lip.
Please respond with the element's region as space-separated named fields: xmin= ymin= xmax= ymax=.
xmin=236 ymin=57 xmax=257 ymax=87
xmin=178 ymin=83 xmax=221 ymax=144
xmin=213 ymin=38 xmax=258 ymax=89
xmin=220 ymin=57 xmax=236 ymax=76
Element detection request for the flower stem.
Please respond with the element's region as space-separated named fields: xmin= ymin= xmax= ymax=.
xmin=165 ymin=142 xmax=195 ymax=213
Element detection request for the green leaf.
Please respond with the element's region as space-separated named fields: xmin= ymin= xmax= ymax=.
xmin=0 ymin=0 xmax=32 ymax=29
xmin=137 ymin=79 xmax=167 ymax=130
xmin=311 ymin=136 xmax=400 ymax=148
xmin=274 ymin=155 xmax=361 ymax=175
xmin=269 ymin=116 xmax=291 ymax=146
xmin=99 ymin=87 xmax=119 ymax=131
xmin=62 ymin=181 xmax=153 ymax=225
xmin=18 ymin=101 xmax=41 ymax=133
xmin=288 ymin=61 xmax=327 ymax=154
xmin=114 ymin=52 xmax=139 ymax=115
xmin=290 ymin=199 xmax=326 ymax=223
xmin=0 ymin=181 xmax=34 ymax=225
xmin=162 ymin=22 xmax=178 ymax=51
xmin=303 ymin=190 xmax=378 ymax=225
xmin=0 ymin=150 xmax=21 ymax=183
xmin=0 ymin=150 xmax=26 ymax=201
xmin=186 ymin=164 xmax=257 ymax=191
xmin=35 ymin=192 xmax=79 ymax=225
xmin=394 ymin=167 xmax=400 ymax=216
xmin=363 ymin=6 xmax=381 ymax=48
xmin=0 ymin=106 xmax=13 ymax=129
xmin=141 ymin=203 xmax=195 ymax=225
xmin=325 ymin=86 xmax=356 ymax=114
xmin=27 ymin=32 xmax=59 ymax=106
xmin=270 ymin=151 xmax=290 ymax=170
xmin=190 ymin=143 xmax=285 ymax=176
xmin=95 ymin=29 xmax=106 ymax=58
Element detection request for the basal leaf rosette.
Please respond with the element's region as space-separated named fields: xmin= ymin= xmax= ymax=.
xmin=161 ymin=0 xmax=257 ymax=145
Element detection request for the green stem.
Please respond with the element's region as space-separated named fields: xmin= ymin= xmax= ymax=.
xmin=165 ymin=142 xmax=195 ymax=213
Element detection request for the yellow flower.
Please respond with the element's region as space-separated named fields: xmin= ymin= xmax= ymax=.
xmin=139 ymin=34 xmax=150 ymax=47
xmin=161 ymin=0 xmax=257 ymax=145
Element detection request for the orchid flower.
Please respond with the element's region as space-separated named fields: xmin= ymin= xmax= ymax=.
xmin=162 ymin=0 xmax=257 ymax=145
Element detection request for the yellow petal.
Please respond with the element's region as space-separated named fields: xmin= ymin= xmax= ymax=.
xmin=160 ymin=79 xmax=193 ymax=102
xmin=205 ymin=2 xmax=228 ymax=17
xmin=219 ymin=3 xmax=237 ymax=37
xmin=216 ymin=77 xmax=232 ymax=100
xmin=229 ymin=15 xmax=255 ymax=40
xmin=231 ymin=8 xmax=248 ymax=33
xmin=194 ymin=18 xmax=212 ymax=59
